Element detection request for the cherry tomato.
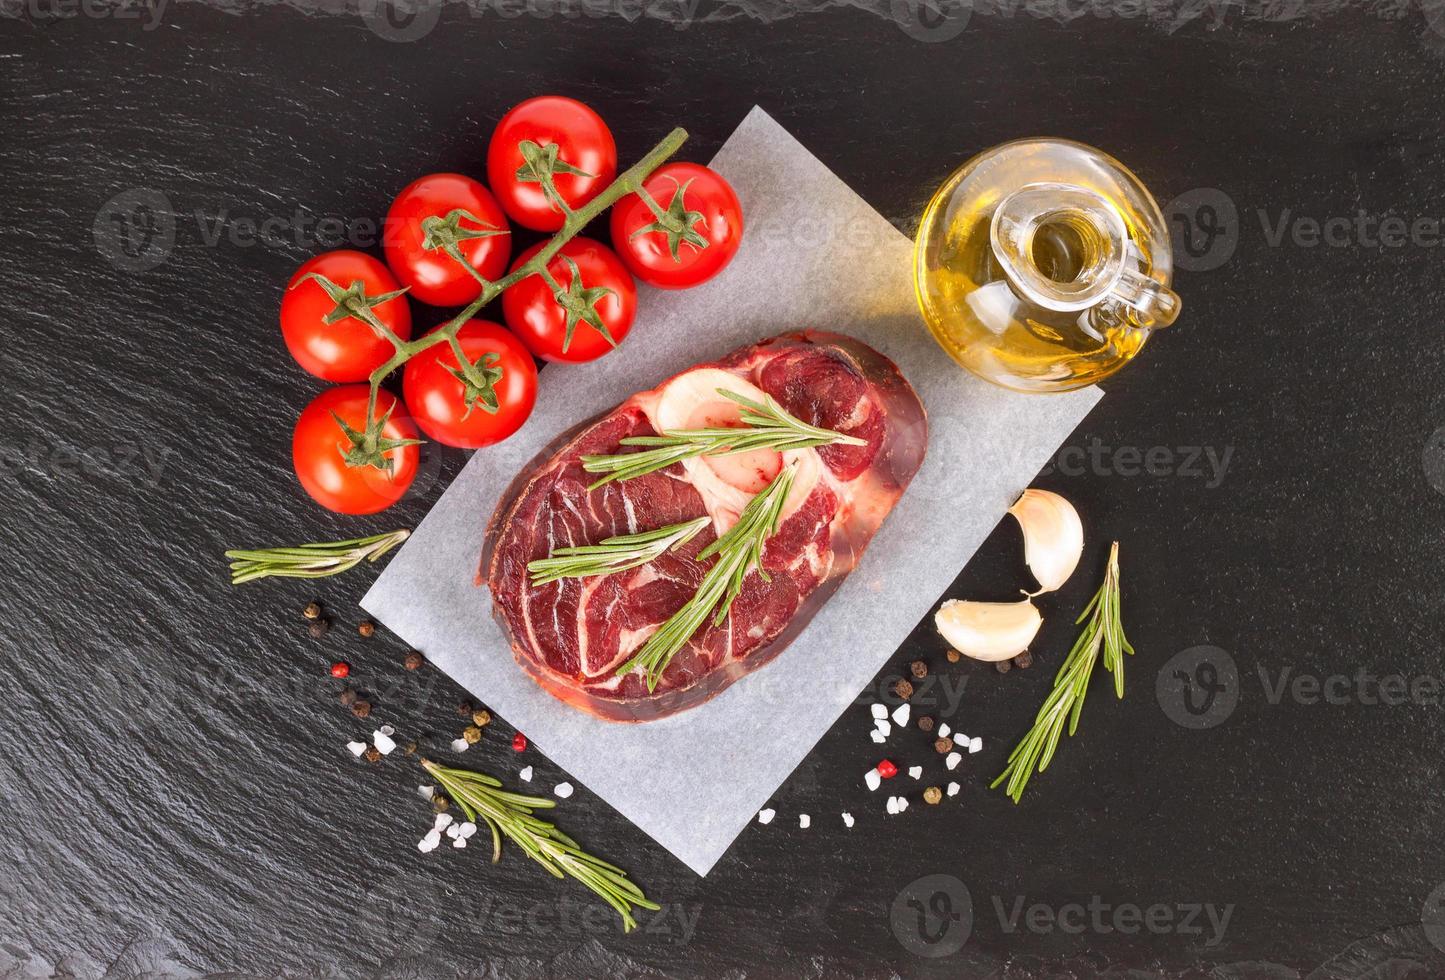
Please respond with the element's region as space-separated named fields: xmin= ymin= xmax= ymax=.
xmin=610 ymin=163 xmax=744 ymax=289
xmin=383 ymin=173 xmax=511 ymax=307
xmin=280 ymin=251 xmax=412 ymax=382
xmin=502 ymin=237 xmax=636 ymax=363
xmin=486 ymin=96 xmax=617 ymax=232
xmin=402 ymin=321 xmax=538 ymax=449
xmin=292 ymin=386 xmax=419 ymax=514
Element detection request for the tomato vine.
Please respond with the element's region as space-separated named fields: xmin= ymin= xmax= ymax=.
xmin=319 ymin=126 xmax=691 ymax=470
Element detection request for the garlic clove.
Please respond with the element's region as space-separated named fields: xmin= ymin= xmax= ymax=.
xmin=1008 ymin=488 xmax=1084 ymax=593
xmin=935 ymin=598 xmax=1042 ymax=662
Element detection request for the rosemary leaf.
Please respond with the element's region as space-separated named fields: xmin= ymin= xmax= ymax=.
xmin=527 ymin=516 xmax=711 ymax=587
xmin=616 ymin=462 xmax=797 ymax=691
xmin=579 ymin=388 xmax=864 ymax=488
xmin=990 ymin=541 xmax=1132 ymax=803
xmin=423 ymin=760 xmax=659 ymax=932
xmin=224 ymin=530 xmax=409 ymax=584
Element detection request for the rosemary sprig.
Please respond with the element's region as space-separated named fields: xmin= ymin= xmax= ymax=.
xmin=224 ymin=530 xmax=409 ymax=584
xmin=579 ymin=388 xmax=865 ymax=489
xmin=526 ymin=516 xmax=711 ymax=587
xmin=423 ymin=759 xmax=659 ymax=932
xmin=991 ymin=542 xmax=1133 ymax=803
xmin=616 ymin=462 xmax=797 ymax=691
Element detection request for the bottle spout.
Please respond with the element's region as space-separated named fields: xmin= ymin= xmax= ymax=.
xmin=990 ymin=181 xmax=1180 ymax=329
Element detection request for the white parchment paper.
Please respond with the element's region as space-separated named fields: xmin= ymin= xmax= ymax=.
xmin=363 ymin=107 xmax=1103 ymax=876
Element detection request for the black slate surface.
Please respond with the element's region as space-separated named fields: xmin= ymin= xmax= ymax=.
xmin=5 ymin=3 xmax=1445 ymax=977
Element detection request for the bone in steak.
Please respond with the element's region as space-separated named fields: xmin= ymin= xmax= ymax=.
xmin=483 ymin=331 xmax=927 ymax=722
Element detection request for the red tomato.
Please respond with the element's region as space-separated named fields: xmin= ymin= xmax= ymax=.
xmin=502 ymin=237 xmax=636 ymax=363
xmin=486 ymin=96 xmax=617 ymax=232
xmin=292 ymin=386 xmax=419 ymax=514
xmin=610 ymin=163 xmax=744 ymax=289
xmin=402 ymin=321 xmax=538 ymax=449
xmin=280 ymin=251 xmax=412 ymax=382
xmin=383 ymin=173 xmax=511 ymax=307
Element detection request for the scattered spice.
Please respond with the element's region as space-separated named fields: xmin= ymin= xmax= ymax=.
xmin=893 ymin=678 xmax=914 ymax=700
xmin=876 ymin=759 xmax=898 ymax=779
xmin=431 ymin=794 xmax=450 ymax=813
xmin=329 ymin=661 xmax=350 ymax=679
xmin=303 ymin=601 xmax=322 ymax=620
xmin=918 ymin=715 xmax=935 ymax=733
xmin=308 ymin=618 xmax=331 ymax=639
xmin=404 ymin=741 xmax=418 ymax=755
xmin=339 ymin=688 xmax=358 ymax=707
xmin=934 ymin=736 xmax=954 ymax=755
xmin=946 ymin=649 xmax=961 ymax=663
xmin=457 ymin=700 xmax=475 ymax=718
xmin=1014 ymin=650 xmax=1033 ymax=669
xmin=404 ymin=651 xmax=425 ymax=671
xmin=358 ymin=620 xmax=376 ymax=638
xmin=910 ymin=659 xmax=928 ymax=680
xmin=995 ymin=659 xmax=1013 ymax=674
xmin=351 ymin=699 xmax=373 ymax=719
xmin=923 ymin=786 xmax=943 ymax=805
xmin=512 ymin=732 xmax=528 ymax=752
xmin=363 ymin=746 xmax=382 ymax=763
xmin=472 ymin=709 xmax=492 ymax=727
xmin=463 ymin=725 xmax=482 ymax=744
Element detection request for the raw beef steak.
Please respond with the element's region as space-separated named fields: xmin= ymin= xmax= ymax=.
xmin=483 ymin=331 xmax=927 ymax=721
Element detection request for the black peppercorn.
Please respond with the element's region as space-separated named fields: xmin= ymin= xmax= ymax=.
xmin=404 ymin=651 xmax=424 ymax=671
xmin=894 ymin=679 xmax=914 ymax=700
xmin=308 ymin=618 xmax=331 ymax=639
xmin=457 ymin=700 xmax=475 ymax=718
xmin=910 ymin=660 xmax=928 ymax=680
xmin=946 ymin=649 xmax=961 ymax=663
xmin=358 ymin=620 xmax=375 ymax=638
xmin=362 ymin=746 xmax=381 ymax=763
xmin=995 ymin=659 xmax=1012 ymax=674
xmin=918 ymin=715 xmax=935 ymax=733
xmin=303 ymin=601 xmax=322 ymax=621
xmin=934 ymin=736 xmax=954 ymax=755
xmin=351 ymin=700 xmax=372 ymax=719
xmin=1014 ymin=650 xmax=1033 ymax=669
xmin=339 ymin=688 xmax=358 ymax=707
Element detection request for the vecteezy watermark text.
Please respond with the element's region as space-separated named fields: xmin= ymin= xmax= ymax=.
xmin=1040 ymin=438 xmax=1233 ymax=488
xmin=993 ymin=895 xmax=1233 ymax=947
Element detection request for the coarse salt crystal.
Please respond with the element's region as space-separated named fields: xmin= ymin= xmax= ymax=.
xmin=519 ymin=766 xmax=533 ymax=782
xmin=372 ymin=731 xmax=396 ymax=755
xmin=865 ymin=768 xmax=882 ymax=791
xmin=417 ymin=785 xmax=435 ymax=800
xmin=452 ymin=836 xmax=467 ymax=849
xmin=897 ymin=797 xmax=909 ymax=812
xmin=874 ymin=720 xmax=891 ymax=738
xmin=969 ymin=736 xmax=983 ymax=754
xmin=870 ymin=730 xmax=886 ymax=744
xmin=758 ymin=808 xmax=776 ymax=825
xmin=417 ymin=828 xmax=441 ymax=853
xmin=445 ymin=823 xmax=460 ymax=839
xmin=433 ymin=813 xmax=453 ymax=831
xmin=842 ymin=812 xmax=854 ymax=828
xmin=458 ymin=822 xmax=477 ymax=839
xmin=938 ymin=723 xmax=950 ymax=738
xmin=870 ymin=703 xmax=888 ymax=720
xmin=798 ymin=814 xmax=811 ymax=829
xmin=946 ymin=751 xmax=962 ymax=770
xmin=907 ymin=765 xmax=923 ymax=780
xmin=554 ymin=782 xmax=574 ymax=799
xmin=947 ymin=781 xmax=960 ymax=797
xmin=885 ymin=796 xmax=899 ymax=815
xmin=379 ymin=724 xmax=395 ymax=737
xmin=892 ymin=704 xmax=910 ymax=727
xmin=450 ymin=738 xmax=469 ymax=752
xmin=346 ymin=741 xmax=367 ymax=757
